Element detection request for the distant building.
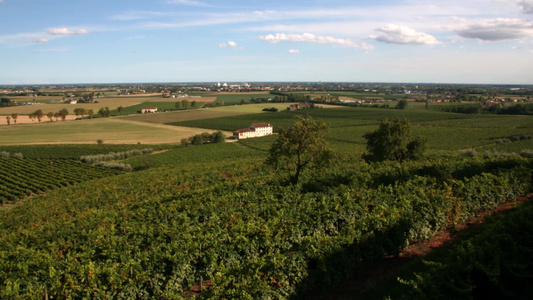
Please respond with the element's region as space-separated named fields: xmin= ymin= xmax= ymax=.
xmin=287 ymin=103 xmax=311 ymax=111
xmin=141 ymin=107 xmax=158 ymax=114
xmin=69 ymin=100 xmax=77 ymax=104
xmin=233 ymin=123 xmax=273 ymax=140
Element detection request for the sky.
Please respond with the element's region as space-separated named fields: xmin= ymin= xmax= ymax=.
xmin=1 ymin=0 xmax=533 ymax=85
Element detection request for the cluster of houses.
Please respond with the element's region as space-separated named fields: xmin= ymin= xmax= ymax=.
xmin=232 ymin=123 xmax=273 ymax=140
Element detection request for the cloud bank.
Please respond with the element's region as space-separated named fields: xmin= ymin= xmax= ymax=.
xmin=372 ymin=25 xmax=440 ymax=45
xmin=47 ymin=28 xmax=89 ymax=35
xmin=456 ymin=18 xmax=533 ymax=41
xmin=260 ymin=33 xmax=373 ymax=50
xmin=519 ymin=0 xmax=533 ymax=14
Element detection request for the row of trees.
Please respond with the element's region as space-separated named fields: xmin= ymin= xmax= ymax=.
xmin=4 ymin=106 xmax=115 ymax=125
xmin=181 ymin=131 xmax=226 ymax=146
xmin=267 ymin=116 xmax=427 ymax=185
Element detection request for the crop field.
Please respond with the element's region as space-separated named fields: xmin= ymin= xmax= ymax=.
xmin=0 ymin=97 xmax=145 ymax=115
xmin=0 ymin=95 xmax=532 ymax=298
xmin=190 ymin=92 xmax=272 ymax=104
xmin=0 ymin=144 xmax=173 ymax=159
xmin=124 ymin=142 xmax=262 ymax=169
xmin=0 ymin=157 xmax=121 ymax=204
xmin=171 ymin=107 xmax=533 ymax=155
xmin=122 ymin=103 xmax=299 ymax=124
xmin=8 ymin=96 xmax=64 ymax=104
xmin=0 ymin=118 xmax=223 ymax=145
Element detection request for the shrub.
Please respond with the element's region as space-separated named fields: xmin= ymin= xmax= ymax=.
xmin=520 ymin=149 xmax=533 ymax=158
xmin=94 ymin=162 xmax=133 ymax=171
xmin=0 ymin=151 xmax=9 ymax=158
xmin=458 ymin=149 xmax=476 ymax=157
xmin=12 ymin=153 xmax=24 ymax=159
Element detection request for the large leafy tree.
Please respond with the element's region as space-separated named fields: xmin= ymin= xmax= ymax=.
xmin=363 ymin=118 xmax=427 ymax=163
xmin=266 ymin=116 xmax=332 ymax=185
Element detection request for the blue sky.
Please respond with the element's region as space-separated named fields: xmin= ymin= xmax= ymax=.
xmin=1 ymin=0 xmax=532 ymax=84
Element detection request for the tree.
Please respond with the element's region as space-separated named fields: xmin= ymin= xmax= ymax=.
xmin=34 ymin=110 xmax=44 ymax=122
xmin=47 ymin=111 xmax=54 ymax=122
xmin=98 ymin=107 xmax=110 ymax=117
xmin=11 ymin=113 xmax=17 ymax=124
xmin=175 ymin=101 xmax=183 ymax=109
xmin=182 ymin=99 xmax=190 ymax=109
xmin=59 ymin=108 xmax=69 ymax=121
xmin=191 ymin=100 xmax=197 ymax=108
xmin=191 ymin=134 xmax=204 ymax=145
xmin=396 ymin=100 xmax=408 ymax=109
xmin=363 ymin=118 xmax=427 ymax=163
xmin=212 ymin=131 xmax=226 ymax=143
xmin=266 ymin=116 xmax=332 ymax=185
xmin=6 ymin=115 xmax=11 ymax=125
xmin=73 ymin=108 xmax=86 ymax=118
xmin=87 ymin=109 xmax=94 ymax=119
xmin=118 ymin=106 xmax=125 ymax=116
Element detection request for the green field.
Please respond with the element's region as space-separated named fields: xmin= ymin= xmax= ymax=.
xmin=170 ymin=107 xmax=533 ymax=154
xmin=0 ymin=100 xmax=532 ymax=299
xmin=190 ymin=92 xmax=272 ymax=104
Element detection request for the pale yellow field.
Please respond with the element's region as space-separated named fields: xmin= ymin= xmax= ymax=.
xmin=0 ymin=117 xmax=226 ymax=145
xmin=122 ymin=103 xmax=345 ymax=124
xmin=0 ymin=97 xmax=144 ymax=115
xmin=0 ymin=96 xmax=219 ymax=115
xmin=1 ymin=115 xmax=78 ymax=125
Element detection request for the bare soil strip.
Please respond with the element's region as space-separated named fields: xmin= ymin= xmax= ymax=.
xmin=307 ymin=193 xmax=533 ymax=300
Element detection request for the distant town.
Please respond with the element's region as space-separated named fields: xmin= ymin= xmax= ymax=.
xmin=1 ymin=82 xmax=532 ymax=107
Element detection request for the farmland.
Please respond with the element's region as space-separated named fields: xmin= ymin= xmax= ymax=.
xmin=0 ymin=117 xmax=224 ymax=145
xmin=0 ymin=92 xmax=532 ymax=299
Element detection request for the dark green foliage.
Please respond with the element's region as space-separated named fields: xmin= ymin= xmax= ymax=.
xmin=262 ymin=107 xmax=279 ymax=112
xmin=266 ymin=116 xmax=332 ymax=185
xmin=0 ymin=156 xmax=530 ymax=298
xmin=396 ymin=100 xmax=408 ymax=109
xmin=397 ymin=200 xmax=533 ymax=300
xmin=98 ymin=107 xmax=110 ymax=117
xmin=183 ymin=131 xmax=226 ymax=146
xmin=0 ymin=158 xmax=121 ymax=204
xmin=0 ymin=144 xmax=172 ymax=159
xmin=363 ymin=118 xmax=428 ymax=163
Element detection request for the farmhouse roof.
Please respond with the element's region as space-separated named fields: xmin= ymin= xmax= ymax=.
xmin=251 ymin=123 xmax=272 ymax=128
xmin=233 ymin=128 xmax=254 ymax=133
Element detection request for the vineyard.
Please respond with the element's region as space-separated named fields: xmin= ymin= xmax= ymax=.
xmin=0 ymin=154 xmax=531 ymax=298
xmin=0 ymin=103 xmax=532 ymax=298
xmin=0 ymin=157 xmax=122 ymax=204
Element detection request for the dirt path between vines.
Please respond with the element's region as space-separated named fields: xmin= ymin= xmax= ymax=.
xmin=306 ymin=193 xmax=533 ymax=300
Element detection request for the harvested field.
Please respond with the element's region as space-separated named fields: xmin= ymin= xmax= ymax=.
xmin=0 ymin=117 xmax=223 ymax=145
xmin=0 ymin=115 xmax=77 ymax=125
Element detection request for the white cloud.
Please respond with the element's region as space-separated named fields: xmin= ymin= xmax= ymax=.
xmin=47 ymin=28 xmax=89 ymax=35
xmin=260 ymin=33 xmax=374 ymax=50
xmin=372 ymin=24 xmax=441 ymax=45
xmin=288 ymin=49 xmax=300 ymax=53
xmin=456 ymin=18 xmax=533 ymax=41
xmin=219 ymin=41 xmax=243 ymax=49
xmin=166 ymin=0 xmax=210 ymax=7
xmin=33 ymin=38 xmax=48 ymax=43
xmin=519 ymin=0 xmax=533 ymax=14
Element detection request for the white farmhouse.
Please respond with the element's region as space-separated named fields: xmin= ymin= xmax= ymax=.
xmin=141 ymin=107 xmax=158 ymax=114
xmin=233 ymin=123 xmax=273 ymax=140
